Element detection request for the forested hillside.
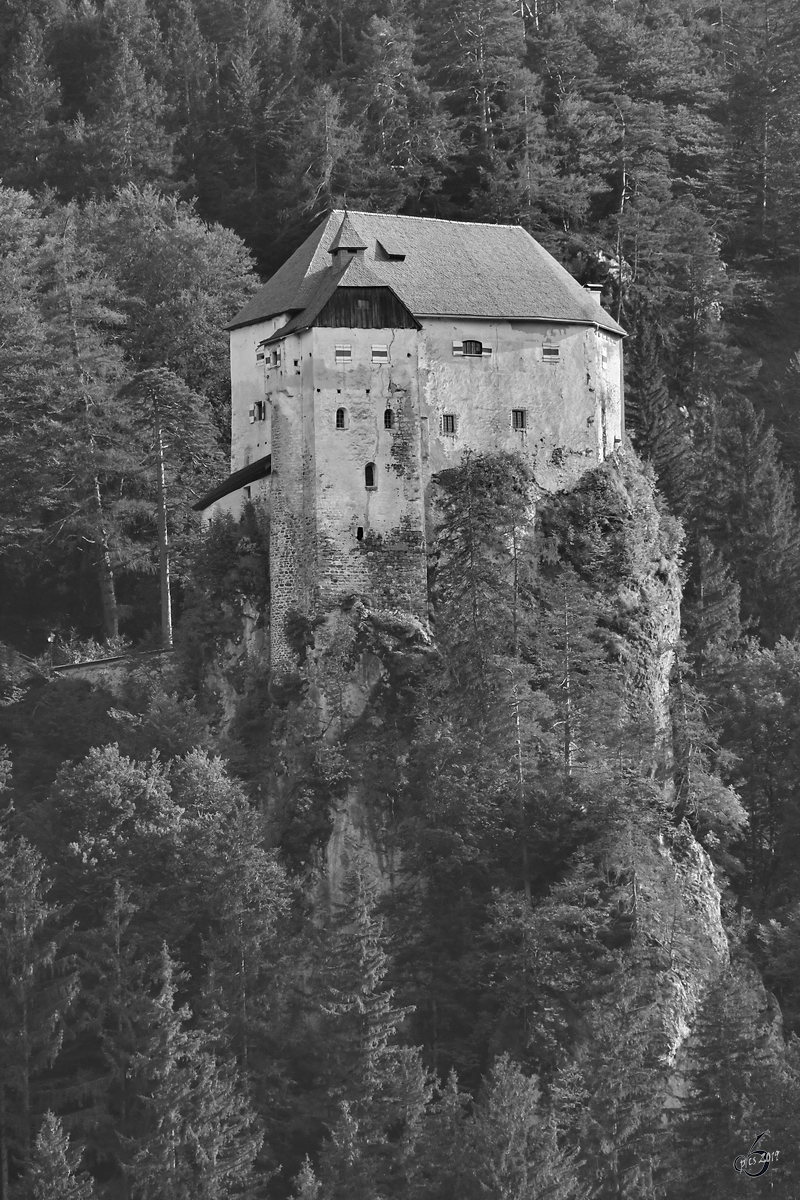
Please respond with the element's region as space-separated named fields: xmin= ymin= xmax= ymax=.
xmin=3 ymin=1 xmax=800 ymax=1197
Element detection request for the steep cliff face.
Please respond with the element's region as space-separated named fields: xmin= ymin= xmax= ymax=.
xmin=198 ymin=451 xmax=736 ymax=1117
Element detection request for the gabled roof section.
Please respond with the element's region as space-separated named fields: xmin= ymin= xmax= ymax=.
xmin=229 ymin=211 xmax=625 ymax=336
xmin=328 ymin=212 xmax=367 ymax=253
xmin=260 ymin=255 xmax=419 ymax=344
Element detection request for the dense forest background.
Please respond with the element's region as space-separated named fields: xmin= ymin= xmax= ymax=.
xmin=3 ymin=0 xmax=800 ymax=1197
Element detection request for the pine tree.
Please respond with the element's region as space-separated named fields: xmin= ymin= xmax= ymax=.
xmin=35 ymin=204 xmax=137 ymax=640
xmin=78 ymin=35 xmax=174 ymax=195
xmin=625 ymin=317 xmax=694 ymax=514
xmin=0 ymin=837 xmax=75 ymax=1194
xmin=670 ymin=963 xmax=799 ymax=1199
xmin=76 ymin=891 xmax=262 ymax=1199
xmin=432 ymin=450 xmax=536 ymax=705
xmin=696 ymin=397 xmax=800 ymax=644
xmin=0 ymin=17 xmax=62 ymax=189
xmin=128 ymin=947 xmax=263 ymax=1200
xmin=469 ymin=1055 xmax=579 ymax=1200
xmin=315 ymin=868 xmax=431 ymax=1200
xmin=682 ymin=536 xmax=742 ymax=677
xmin=29 ymin=1112 xmax=96 ymax=1200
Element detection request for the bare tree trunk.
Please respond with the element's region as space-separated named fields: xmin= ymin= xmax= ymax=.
xmin=153 ymin=398 xmax=173 ymax=648
xmin=511 ymin=680 xmax=532 ymax=902
xmin=563 ymin=585 xmax=573 ymax=784
xmin=0 ymin=1089 xmax=8 ymax=1200
xmin=60 ymin=225 xmax=119 ymax=641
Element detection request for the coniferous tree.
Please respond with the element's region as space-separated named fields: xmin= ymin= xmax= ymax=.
xmin=0 ymin=17 xmax=61 ymax=189
xmin=29 ymin=1112 xmax=97 ymax=1200
xmin=75 ymin=35 xmax=174 ymax=197
xmin=696 ymin=397 xmax=800 ymax=643
xmin=315 ymin=868 xmax=431 ymax=1200
xmin=75 ymin=889 xmax=262 ymax=1199
xmin=625 ymin=317 xmax=693 ymax=514
xmin=0 ymin=837 xmax=75 ymax=1193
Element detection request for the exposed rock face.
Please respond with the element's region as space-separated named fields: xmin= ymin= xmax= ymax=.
xmin=210 ymin=451 xmax=734 ymax=1108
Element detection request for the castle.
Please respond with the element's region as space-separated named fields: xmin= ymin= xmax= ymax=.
xmin=195 ymin=211 xmax=625 ymax=668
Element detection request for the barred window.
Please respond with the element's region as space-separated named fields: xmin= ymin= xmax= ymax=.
xmin=442 ymin=414 xmax=457 ymax=435
xmin=512 ymin=409 xmax=527 ymax=431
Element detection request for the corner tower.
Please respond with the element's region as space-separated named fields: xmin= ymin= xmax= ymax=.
xmin=196 ymin=212 xmax=626 ymax=668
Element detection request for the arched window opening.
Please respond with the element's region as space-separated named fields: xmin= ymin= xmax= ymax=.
xmin=462 ymin=339 xmax=482 ymax=356
xmin=356 ymin=527 xmax=364 ymax=541
xmin=336 ymin=408 xmax=347 ymax=429
xmin=365 ymin=462 xmax=376 ymax=489
xmin=384 ymin=409 xmax=394 ymax=429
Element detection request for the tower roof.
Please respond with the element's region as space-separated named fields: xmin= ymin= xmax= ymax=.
xmin=228 ymin=211 xmax=625 ymax=336
xmin=327 ymin=212 xmax=368 ymax=253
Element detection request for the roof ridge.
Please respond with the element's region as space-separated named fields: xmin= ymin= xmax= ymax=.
xmin=333 ymin=209 xmax=525 ymax=231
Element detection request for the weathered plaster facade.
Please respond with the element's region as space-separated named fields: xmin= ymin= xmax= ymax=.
xmin=199 ymin=212 xmax=626 ymax=668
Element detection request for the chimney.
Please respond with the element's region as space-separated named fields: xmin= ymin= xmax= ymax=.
xmin=584 ymin=283 xmax=604 ymax=304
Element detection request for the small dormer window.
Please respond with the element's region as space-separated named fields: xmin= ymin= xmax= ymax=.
xmin=335 ymin=344 xmax=351 ymax=364
xmin=384 ymin=409 xmax=394 ymax=429
xmin=365 ymin=462 xmax=377 ymax=489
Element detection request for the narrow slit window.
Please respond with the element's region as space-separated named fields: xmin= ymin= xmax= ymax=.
xmin=384 ymin=409 xmax=394 ymax=429
xmin=372 ymin=345 xmax=389 ymax=363
xmin=462 ymin=340 xmax=482 ymax=357
xmin=542 ymin=345 xmax=560 ymax=362
xmin=442 ymin=414 xmax=457 ymax=435
xmin=335 ymin=407 xmax=347 ymax=429
xmin=512 ymin=409 xmax=527 ymax=431
xmin=335 ymin=343 xmax=352 ymax=364
xmin=601 ymin=344 xmax=608 ymax=369
xmin=365 ymin=462 xmax=376 ymax=488
xmin=356 ymin=526 xmax=364 ymax=541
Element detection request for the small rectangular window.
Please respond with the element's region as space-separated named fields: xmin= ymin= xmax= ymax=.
xmin=512 ymin=409 xmax=527 ymax=431
xmin=335 ymin=344 xmax=352 ymax=363
xmin=442 ymin=414 xmax=457 ymax=435
xmin=248 ymin=405 xmax=255 ymax=424
xmin=601 ymin=345 xmax=608 ymax=369
xmin=452 ymin=341 xmax=464 ymax=357
xmin=372 ymin=345 xmax=389 ymax=363
xmin=542 ymin=345 xmax=560 ymax=362
xmin=269 ymin=346 xmax=281 ymax=369
xmin=256 ymin=349 xmax=265 ymax=363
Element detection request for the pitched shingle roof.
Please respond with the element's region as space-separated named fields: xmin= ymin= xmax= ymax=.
xmin=228 ymin=211 xmax=625 ymax=336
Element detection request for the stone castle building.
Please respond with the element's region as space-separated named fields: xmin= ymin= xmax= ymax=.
xmin=196 ymin=210 xmax=625 ymax=667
